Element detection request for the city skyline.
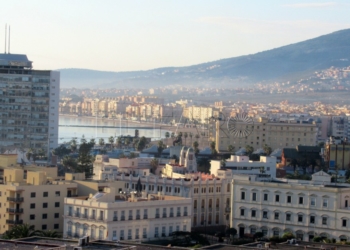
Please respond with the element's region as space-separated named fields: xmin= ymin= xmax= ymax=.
xmin=1 ymin=0 xmax=350 ymax=72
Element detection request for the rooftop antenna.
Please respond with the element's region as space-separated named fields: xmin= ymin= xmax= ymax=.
xmin=4 ymin=24 xmax=7 ymax=53
xmin=8 ymin=25 xmax=10 ymax=54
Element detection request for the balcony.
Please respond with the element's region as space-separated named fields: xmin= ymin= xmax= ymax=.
xmin=98 ymin=216 xmax=104 ymax=221
xmin=128 ymin=216 xmax=133 ymax=220
xmin=162 ymin=214 xmax=167 ymax=218
xmin=135 ymin=235 xmax=139 ymax=239
xmin=75 ymin=213 xmax=80 ymax=217
xmin=113 ymin=217 xmax=118 ymax=221
xmin=67 ymin=231 xmax=72 ymax=237
xmin=162 ymin=233 xmax=166 ymax=237
xmin=143 ymin=215 xmax=148 ymax=219
xmin=136 ymin=215 xmax=140 ymax=220
xmin=155 ymin=214 xmax=160 ymax=218
xmin=7 ymin=197 xmax=24 ymax=202
xmin=177 ymin=213 xmax=181 ymax=217
xmin=143 ymin=234 xmax=147 ymax=239
xmin=184 ymin=212 xmax=188 ymax=216
xmin=169 ymin=213 xmax=174 ymax=217
xmin=90 ymin=215 xmax=96 ymax=220
xmin=6 ymin=219 xmax=23 ymax=225
xmin=81 ymin=214 xmax=88 ymax=219
xmin=120 ymin=216 xmax=125 ymax=221
xmin=6 ymin=208 xmax=23 ymax=214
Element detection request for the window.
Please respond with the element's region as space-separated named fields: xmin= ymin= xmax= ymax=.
xmin=299 ymin=197 xmax=304 ymax=205
xmin=322 ymin=217 xmax=327 ymax=225
xmin=241 ymin=191 xmax=245 ymax=200
xmin=54 ymin=224 xmax=59 ymax=229
xmin=42 ymin=225 xmax=47 ymax=230
xmin=286 ymin=213 xmax=291 ymax=221
xmin=252 ymin=192 xmax=257 ymax=201
xmin=263 ymin=211 xmax=268 ymax=219
xmin=323 ymin=199 xmax=328 ymax=208
xmin=55 ymin=191 xmax=60 ymax=197
xmin=30 ymin=203 xmax=35 ymax=209
xmin=263 ymin=193 xmax=268 ymax=201
xmin=31 ymin=192 xmax=36 ymax=198
xmin=30 ymin=214 xmax=35 ymax=220
xmin=298 ymin=215 xmax=303 ymax=222
xmin=42 ymin=214 xmax=47 ymax=219
xmin=43 ymin=203 xmax=48 ymax=208
xmin=275 ymin=194 xmax=280 ymax=202
xmin=310 ymin=197 xmax=316 ymax=206
xmin=310 ymin=216 xmax=315 ymax=224
xmin=342 ymin=219 xmax=347 ymax=227
xmin=55 ymin=202 xmax=60 ymax=207
xmin=274 ymin=212 xmax=279 ymax=220
xmin=43 ymin=192 xmax=48 ymax=197
xmin=251 ymin=210 xmax=256 ymax=218
xmin=287 ymin=195 xmax=292 ymax=203
xmin=54 ymin=213 xmax=59 ymax=218
xmin=240 ymin=208 xmax=245 ymax=216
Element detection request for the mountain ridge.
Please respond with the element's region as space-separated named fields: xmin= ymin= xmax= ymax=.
xmin=59 ymin=28 xmax=350 ymax=88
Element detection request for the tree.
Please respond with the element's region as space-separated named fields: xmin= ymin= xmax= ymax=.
xmin=171 ymin=132 xmax=175 ymax=139
xmin=2 ymin=224 xmax=39 ymax=239
xmin=226 ymin=227 xmax=237 ymax=239
xmin=77 ymin=142 xmax=95 ymax=178
xmin=157 ymin=140 xmax=166 ymax=157
xmin=99 ymin=138 xmax=105 ymax=147
xmin=197 ymin=158 xmax=210 ymax=173
xmin=125 ymin=138 xmax=131 ymax=147
xmin=117 ymin=136 xmax=122 ymax=148
xmin=136 ymin=136 xmax=147 ymax=151
xmin=193 ymin=141 xmax=199 ymax=155
xmin=150 ymin=158 xmax=159 ymax=174
xmin=291 ymin=158 xmax=298 ymax=172
xmin=195 ymin=134 xmax=200 ymax=141
xmin=62 ymin=156 xmax=78 ymax=173
xmin=245 ymin=145 xmax=254 ymax=157
xmin=70 ymin=138 xmax=78 ymax=152
xmin=90 ymin=138 xmax=95 ymax=145
xmin=183 ymin=132 xmax=188 ymax=145
xmin=80 ymin=134 xmax=87 ymax=144
xmin=221 ymin=158 xmax=226 ymax=168
xmin=108 ymin=136 xmax=115 ymax=149
xmin=52 ymin=145 xmax=71 ymax=158
xmin=227 ymin=145 xmax=235 ymax=154
xmin=165 ymin=132 xmax=170 ymax=141
xmin=189 ymin=132 xmax=193 ymax=145
xmin=263 ymin=144 xmax=272 ymax=156
xmin=210 ymin=141 xmax=217 ymax=155
xmin=37 ymin=148 xmax=46 ymax=160
xmin=38 ymin=230 xmax=61 ymax=238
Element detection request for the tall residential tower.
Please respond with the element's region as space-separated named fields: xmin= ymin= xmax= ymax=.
xmin=0 ymin=53 xmax=59 ymax=155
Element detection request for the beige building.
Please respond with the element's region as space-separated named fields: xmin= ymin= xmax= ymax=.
xmin=184 ymin=106 xmax=218 ymax=123
xmin=231 ymin=171 xmax=350 ymax=241
xmin=63 ymin=187 xmax=191 ymax=240
xmin=215 ymin=117 xmax=318 ymax=152
xmin=0 ymin=168 xmax=78 ymax=234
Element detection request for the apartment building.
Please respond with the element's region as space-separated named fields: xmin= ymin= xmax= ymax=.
xmin=183 ymin=106 xmax=219 ymax=123
xmin=323 ymin=140 xmax=350 ymax=170
xmin=215 ymin=117 xmax=318 ymax=152
xmin=0 ymin=53 xmax=60 ymax=154
xmin=0 ymin=168 xmax=78 ymax=234
xmin=211 ymin=156 xmax=277 ymax=178
xmin=231 ymin=171 xmax=350 ymax=241
xmin=63 ymin=187 xmax=191 ymax=240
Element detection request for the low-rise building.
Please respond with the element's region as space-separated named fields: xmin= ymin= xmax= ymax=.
xmin=63 ymin=187 xmax=191 ymax=241
xmin=231 ymin=171 xmax=350 ymax=241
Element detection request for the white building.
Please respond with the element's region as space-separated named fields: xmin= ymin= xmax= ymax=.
xmin=211 ymin=156 xmax=277 ymax=178
xmin=0 ymin=53 xmax=60 ymax=155
xmin=63 ymin=187 xmax=191 ymax=241
xmin=231 ymin=171 xmax=350 ymax=241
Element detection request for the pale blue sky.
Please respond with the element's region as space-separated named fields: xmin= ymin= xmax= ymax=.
xmin=1 ymin=0 xmax=350 ymax=71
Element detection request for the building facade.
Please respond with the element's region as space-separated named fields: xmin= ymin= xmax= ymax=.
xmin=63 ymin=187 xmax=191 ymax=241
xmin=215 ymin=117 xmax=318 ymax=152
xmin=0 ymin=53 xmax=59 ymax=154
xmin=0 ymin=168 xmax=78 ymax=234
xmin=231 ymin=171 xmax=350 ymax=241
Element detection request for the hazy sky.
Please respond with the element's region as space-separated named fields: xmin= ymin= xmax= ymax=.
xmin=1 ymin=0 xmax=350 ymax=71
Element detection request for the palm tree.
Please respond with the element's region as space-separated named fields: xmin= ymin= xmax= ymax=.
xmin=227 ymin=145 xmax=235 ymax=154
xmin=2 ymin=224 xmax=39 ymax=239
xmin=183 ymin=132 xmax=188 ymax=146
xmin=210 ymin=141 xmax=217 ymax=155
xmin=193 ymin=141 xmax=199 ymax=155
xmin=70 ymin=138 xmax=78 ymax=152
xmin=157 ymin=141 xmax=165 ymax=157
xmin=108 ymin=136 xmax=115 ymax=150
xmin=38 ymin=230 xmax=61 ymax=238
xmin=263 ymin=144 xmax=272 ymax=156
xmin=245 ymin=145 xmax=254 ymax=158
xmin=62 ymin=156 xmax=78 ymax=173
xmin=99 ymin=138 xmax=105 ymax=147
xmin=165 ymin=132 xmax=170 ymax=141
xmin=189 ymin=132 xmax=193 ymax=145
xmin=80 ymin=134 xmax=87 ymax=144
xmin=90 ymin=138 xmax=96 ymax=145
xmin=171 ymin=132 xmax=175 ymax=139
xmin=150 ymin=158 xmax=159 ymax=174
xmin=117 ymin=136 xmax=122 ymax=148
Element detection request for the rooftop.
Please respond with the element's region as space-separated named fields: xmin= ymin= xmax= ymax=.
xmin=0 ymin=53 xmax=32 ymax=68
